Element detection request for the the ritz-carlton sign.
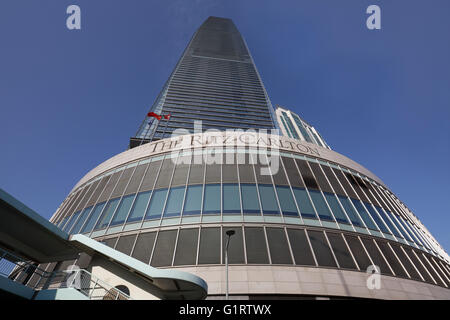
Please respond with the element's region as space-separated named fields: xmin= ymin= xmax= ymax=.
xmin=142 ymin=131 xmax=321 ymax=157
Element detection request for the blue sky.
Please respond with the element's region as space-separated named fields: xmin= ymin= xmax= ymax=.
xmin=0 ymin=1 xmax=449 ymax=251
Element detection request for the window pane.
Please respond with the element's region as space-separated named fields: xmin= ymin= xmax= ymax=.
xmin=222 ymin=153 xmax=238 ymax=183
xmin=351 ymin=199 xmax=377 ymax=230
xmin=131 ymin=232 xmax=156 ymax=264
xmin=292 ymin=188 xmax=317 ymax=219
xmin=245 ymin=227 xmax=269 ymax=264
xmin=198 ymin=228 xmax=221 ymax=264
xmin=174 ymin=228 xmax=199 ymax=266
xmin=309 ymin=190 xmax=334 ymax=222
xmin=241 ymin=184 xmax=260 ymax=214
xmin=154 ymin=159 xmax=175 ymax=189
xmin=266 ymin=228 xmax=293 ymax=264
xmin=126 ymin=191 xmax=151 ymax=222
xmin=326 ymin=232 xmax=357 ymax=270
xmin=171 ymin=156 xmax=190 ymax=187
xmin=151 ymin=230 xmax=177 ymax=267
xmin=323 ymin=193 xmax=349 ymax=224
xmin=223 ymin=184 xmax=241 ymax=214
xmin=376 ymin=207 xmax=402 ymax=238
xmin=360 ymin=238 xmax=393 ymax=275
xmin=403 ymin=247 xmax=433 ymax=283
xmin=110 ymin=168 xmax=134 ymax=198
xmin=390 ymin=244 xmax=421 ymax=281
xmin=110 ymin=194 xmax=135 ymax=226
xmin=338 ymin=196 xmax=363 ymax=227
xmin=258 ymin=184 xmax=280 ymax=215
xmin=275 ymin=186 xmax=298 ymax=216
xmin=203 ymin=184 xmax=221 ymax=214
xmin=63 ymin=211 xmax=81 ymax=233
xmin=183 ymin=185 xmax=202 ymax=216
xmin=296 ymin=159 xmax=319 ymax=190
xmin=95 ymin=198 xmax=120 ymax=230
xmin=320 ymin=165 xmax=345 ymax=196
xmin=286 ymin=229 xmax=316 ymax=266
xmin=375 ymin=240 xmax=408 ymax=277
xmin=205 ymin=163 xmax=221 ymax=183
xmin=309 ymin=162 xmax=333 ymax=193
xmin=364 ymin=202 xmax=390 ymax=233
xmin=124 ymin=164 xmax=147 ymax=195
xmin=222 ymin=227 xmax=245 ymax=264
xmin=144 ymin=189 xmax=168 ymax=220
xmin=344 ymin=235 xmax=372 ymax=271
xmin=307 ymin=230 xmax=337 ymax=267
xmin=282 ymin=157 xmax=304 ymax=188
xmin=115 ymin=234 xmax=137 ymax=255
xmin=70 ymin=206 xmax=93 ymax=234
xmin=139 ymin=160 xmax=162 ymax=192
xmin=164 ymin=187 xmax=185 ymax=217
xmin=81 ymin=202 xmax=106 ymax=234
xmin=386 ymin=211 xmax=409 ymax=240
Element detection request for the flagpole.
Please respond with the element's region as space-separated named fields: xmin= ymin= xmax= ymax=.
xmin=147 ymin=118 xmax=160 ymax=143
xmin=161 ymin=113 xmax=171 ymax=139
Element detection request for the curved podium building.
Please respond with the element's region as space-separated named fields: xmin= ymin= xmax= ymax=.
xmin=50 ymin=17 xmax=450 ymax=299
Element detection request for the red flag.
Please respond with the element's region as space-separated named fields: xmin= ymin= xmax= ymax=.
xmin=163 ymin=113 xmax=171 ymax=120
xmin=147 ymin=112 xmax=162 ymax=121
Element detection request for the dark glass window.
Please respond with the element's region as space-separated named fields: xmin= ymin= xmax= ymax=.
xmin=286 ymin=229 xmax=316 ymax=266
xmin=345 ymin=172 xmax=369 ymax=202
xmin=154 ymin=159 xmax=175 ymax=189
xmin=296 ymin=160 xmax=319 ymax=190
xmin=403 ymin=247 xmax=433 ymax=283
xmin=364 ymin=203 xmax=390 ymax=233
xmin=151 ymin=230 xmax=177 ymax=267
xmin=126 ymin=191 xmax=151 ymax=223
xmin=63 ymin=211 xmax=81 ymax=233
xmin=326 ymin=232 xmax=357 ymax=270
xmin=323 ymin=193 xmax=349 ymax=224
xmin=428 ymin=256 xmax=450 ymax=287
xmin=97 ymin=172 xmax=121 ymax=203
xmin=110 ymin=194 xmax=135 ymax=226
xmin=375 ymin=240 xmax=407 ymax=277
xmin=139 ymin=160 xmax=162 ymax=192
xmin=309 ymin=190 xmax=334 ymax=222
xmin=222 ymin=153 xmax=238 ymax=183
xmin=131 ymin=232 xmax=156 ymax=264
xmin=376 ymin=207 xmax=402 ymax=238
xmin=70 ymin=206 xmax=92 ymax=234
xmin=258 ymin=184 xmax=280 ymax=215
xmin=183 ymin=185 xmax=202 ymax=215
xmin=171 ymin=155 xmax=190 ymax=187
xmin=174 ymin=228 xmax=199 ymax=266
xmin=81 ymin=202 xmax=106 ymax=234
xmin=222 ymin=227 xmax=245 ymax=264
xmin=309 ymin=162 xmax=333 ymax=193
xmin=110 ymin=168 xmax=134 ymax=198
xmin=115 ymin=234 xmax=137 ymax=255
xmin=271 ymin=162 xmax=289 ymax=186
xmin=332 ymin=168 xmax=358 ymax=199
xmin=292 ymin=188 xmax=317 ymax=219
xmin=144 ymin=189 xmax=168 ymax=220
xmin=344 ymin=235 xmax=372 ymax=271
xmin=203 ymin=184 xmax=221 ymax=214
xmin=338 ymin=196 xmax=363 ymax=227
xmin=266 ymin=228 xmax=293 ymax=264
xmin=320 ymin=165 xmax=345 ymax=196
xmin=86 ymin=177 xmax=108 ymax=207
xmin=198 ymin=228 xmax=221 ymax=264
xmin=307 ymin=230 xmax=337 ymax=267
xmin=205 ymin=163 xmax=221 ymax=183
xmin=390 ymin=244 xmax=421 ymax=281
xmin=275 ymin=186 xmax=298 ymax=216
xmin=102 ymin=237 xmax=117 ymax=248
xmin=163 ymin=187 xmax=185 ymax=217
xmin=360 ymin=238 xmax=393 ymax=275
xmin=188 ymin=154 xmax=205 ymax=185
xmin=95 ymin=198 xmax=120 ymax=230
xmin=241 ymin=184 xmax=261 ymax=214
xmin=351 ymin=199 xmax=377 ymax=230
xmin=124 ymin=164 xmax=147 ymax=195
xmin=223 ymin=184 xmax=241 ymax=214
xmin=415 ymin=251 xmax=446 ymax=286
xmin=254 ymin=157 xmax=273 ymax=184
xmin=245 ymin=227 xmax=269 ymax=264
xmin=282 ymin=157 xmax=304 ymax=188
xmin=238 ymin=153 xmax=255 ymax=183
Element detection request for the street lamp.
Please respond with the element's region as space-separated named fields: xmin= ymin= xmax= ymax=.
xmin=225 ymin=229 xmax=235 ymax=300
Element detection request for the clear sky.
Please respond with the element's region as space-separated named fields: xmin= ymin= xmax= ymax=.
xmin=0 ymin=1 xmax=449 ymax=251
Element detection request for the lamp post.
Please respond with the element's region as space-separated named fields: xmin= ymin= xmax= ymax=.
xmin=225 ymin=230 xmax=235 ymax=300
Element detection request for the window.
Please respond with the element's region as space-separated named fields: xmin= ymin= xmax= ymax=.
xmin=360 ymin=238 xmax=392 ymax=275
xmin=174 ymin=228 xmax=199 ymax=266
xmin=296 ymin=160 xmax=318 ymax=190
xmin=338 ymin=196 xmax=363 ymax=227
xmin=81 ymin=202 xmax=106 ymax=234
xmin=390 ymin=244 xmax=421 ymax=281
xmin=115 ymin=234 xmax=137 ymax=255
xmin=403 ymin=248 xmax=433 ymax=283
xmin=154 ymin=159 xmax=175 ymax=189
xmin=95 ymin=198 xmax=120 ymax=230
xmin=70 ymin=206 xmax=93 ymax=234
xmin=139 ymin=160 xmax=162 ymax=192
xmin=164 ymin=187 xmax=185 ymax=217
xmin=376 ymin=207 xmax=402 ymax=238
xmin=183 ymin=185 xmax=202 ymax=215
xmin=151 ymin=230 xmax=177 ymax=267
xmin=124 ymin=164 xmax=147 ymax=195
xmin=198 ymin=228 xmax=221 ymax=264
xmin=222 ymin=227 xmax=245 ymax=264
xmin=245 ymin=227 xmax=269 ymax=264
xmin=344 ymin=235 xmax=372 ymax=271
xmin=240 ymin=184 xmax=261 ymax=214
xmin=320 ymin=165 xmax=346 ymax=196
xmin=275 ymin=186 xmax=298 ymax=216
xmin=307 ymin=230 xmax=337 ymax=267
xmin=64 ymin=211 xmax=81 ymax=233
xmin=203 ymin=184 xmax=221 ymax=214
xmin=282 ymin=157 xmax=303 ymax=188
xmin=286 ymin=229 xmax=316 ymax=266
xmin=126 ymin=191 xmax=151 ymax=223
xmin=364 ymin=202 xmax=390 ymax=233
xmin=323 ymin=193 xmax=349 ymax=224
xmin=205 ymin=163 xmax=221 ymax=183
xmin=102 ymin=237 xmax=117 ymax=248
xmin=266 ymin=228 xmax=293 ymax=264
xmin=292 ymin=188 xmax=317 ymax=219
xmin=309 ymin=162 xmax=333 ymax=193
xmin=258 ymin=184 xmax=280 ymax=215
xmin=110 ymin=168 xmax=134 ymax=198
xmin=309 ymin=190 xmax=334 ymax=222
xmin=171 ymin=156 xmax=190 ymax=187
xmin=110 ymin=194 xmax=135 ymax=226
xmin=326 ymin=232 xmax=357 ymax=270
xmin=351 ymin=199 xmax=377 ymax=230
xmin=131 ymin=232 xmax=156 ymax=264
xmin=223 ymin=184 xmax=241 ymax=214
xmin=144 ymin=189 xmax=168 ymax=220
xmin=375 ymin=240 xmax=408 ymax=277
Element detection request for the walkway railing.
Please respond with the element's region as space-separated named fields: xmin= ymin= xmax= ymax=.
xmin=0 ymin=248 xmax=132 ymax=300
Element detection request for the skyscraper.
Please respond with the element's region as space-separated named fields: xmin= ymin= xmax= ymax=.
xmin=131 ymin=17 xmax=277 ymax=148
xmin=49 ymin=17 xmax=450 ymax=299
